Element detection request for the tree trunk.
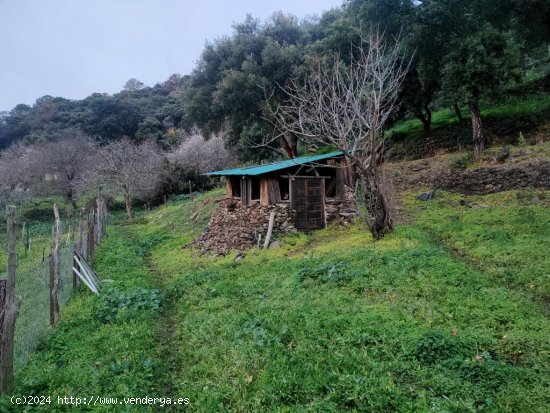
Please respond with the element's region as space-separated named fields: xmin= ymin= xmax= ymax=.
xmin=281 ymin=133 xmax=298 ymax=159
xmin=360 ymin=168 xmax=393 ymax=240
xmin=0 ymin=206 xmax=22 ymax=394
xmin=422 ymin=104 xmax=432 ymax=132
xmin=66 ymin=187 xmax=78 ymax=210
xmin=453 ymin=103 xmax=464 ymax=123
xmin=469 ymin=101 xmax=485 ymax=162
xmin=124 ymin=192 xmax=133 ymax=220
xmin=415 ymin=105 xmax=432 ymax=133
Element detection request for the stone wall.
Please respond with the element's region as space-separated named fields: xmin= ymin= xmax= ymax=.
xmin=325 ymin=185 xmax=360 ymax=224
xmin=194 ymin=186 xmax=362 ymax=255
xmin=440 ymin=160 xmax=550 ymax=195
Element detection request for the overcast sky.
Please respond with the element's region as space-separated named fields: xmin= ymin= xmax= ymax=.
xmin=0 ymin=0 xmax=343 ymax=111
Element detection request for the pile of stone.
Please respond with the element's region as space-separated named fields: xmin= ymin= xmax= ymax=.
xmin=325 ymin=185 xmax=360 ymax=224
xmin=193 ymin=199 xmax=296 ymax=255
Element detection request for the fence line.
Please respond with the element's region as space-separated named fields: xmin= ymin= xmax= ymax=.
xmin=0 ymin=198 xmax=108 ymax=390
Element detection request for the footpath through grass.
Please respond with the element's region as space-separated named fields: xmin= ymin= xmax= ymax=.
xmin=3 ymin=189 xmax=549 ymax=412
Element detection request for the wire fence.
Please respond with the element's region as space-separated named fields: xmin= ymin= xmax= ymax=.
xmin=11 ymin=246 xmax=74 ymax=368
xmin=0 ymin=206 xmax=98 ymax=370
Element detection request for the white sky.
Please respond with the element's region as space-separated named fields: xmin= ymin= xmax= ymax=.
xmin=0 ymin=0 xmax=343 ymax=111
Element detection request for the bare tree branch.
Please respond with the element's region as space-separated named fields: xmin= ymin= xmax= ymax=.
xmin=266 ymin=28 xmax=410 ymax=239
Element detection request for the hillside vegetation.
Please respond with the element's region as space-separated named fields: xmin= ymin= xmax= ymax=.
xmin=3 ymin=185 xmax=549 ymax=412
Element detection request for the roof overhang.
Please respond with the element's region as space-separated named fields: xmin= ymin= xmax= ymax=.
xmin=204 ymin=151 xmax=344 ymax=177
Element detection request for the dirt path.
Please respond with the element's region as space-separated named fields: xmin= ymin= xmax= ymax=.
xmin=138 ymin=243 xmax=183 ymax=407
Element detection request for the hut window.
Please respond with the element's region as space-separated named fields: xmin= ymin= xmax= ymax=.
xmin=251 ymin=177 xmax=261 ymax=200
xmin=279 ymin=177 xmax=290 ymax=200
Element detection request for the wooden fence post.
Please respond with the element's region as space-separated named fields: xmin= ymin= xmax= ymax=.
xmin=95 ymin=198 xmax=108 ymax=244
xmin=100 ymin=198 xmax=107 ymax=242
xmin=263 ymin=211 xmax=276 ymax=249
xmin=25 ymin=223 xmax=30 ymax=254
xmin=0 ymin=205 xmax=22 ymax=394
xmin=74 ymin=208 xmax=87 ymax=290
xmin=21 ymin=222 xmax=26 ymax=257
xmin=95 ymin=199 xmax=102 ymax=244
xmin=49 ymin=204 xmax=61 ymax=326
xmin=87 ymin=209 xmax=95 ymax=260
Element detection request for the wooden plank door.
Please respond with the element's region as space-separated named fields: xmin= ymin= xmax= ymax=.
xmin=291 ymin=177 xmax=325 ymax=231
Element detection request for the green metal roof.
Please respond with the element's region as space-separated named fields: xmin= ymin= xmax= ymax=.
xmin=205 ymin=151 xmax=344 ymax=177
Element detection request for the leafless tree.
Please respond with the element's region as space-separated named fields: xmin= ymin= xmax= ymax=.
xmin=267 ymin=29 xmax=409 ymax=239
xmin=92 ymin=139 xmax=165 ymax=219
xmin=28 ymin=131 xmax=98 ymax=209
xmin=0 ymin=144 xmax=35 ymax=208
xmin=169 ymin=128 xmax=235 ymax=175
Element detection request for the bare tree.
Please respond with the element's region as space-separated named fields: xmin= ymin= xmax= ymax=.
xmin=0 ymin=144 xmax=35 ymax=208
xmin=268 ymin=30 xmax=409 ymax=239
xmin=92 ymin=139 xmax=165 ymax=219
xmin=169 ymin=128 xmax=235 ymax=175
xmin=28 ymin=131 xmax=98 ymax=209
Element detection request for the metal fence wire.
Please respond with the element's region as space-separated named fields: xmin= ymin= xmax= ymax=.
xmin=0 ymin=211 xmax=95 ymax=370
xmin=11 ymin=246 xmax=74 ymax=368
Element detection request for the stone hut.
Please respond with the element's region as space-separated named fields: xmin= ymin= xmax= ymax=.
xmin=205 ymin=151 xmax=356 ymax=231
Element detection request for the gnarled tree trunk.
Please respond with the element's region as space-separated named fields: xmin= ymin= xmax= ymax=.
xmin=360 ymin=168 xmax=393 ymax=240
xmin=469 ymin=101 xmax=485 ymax=162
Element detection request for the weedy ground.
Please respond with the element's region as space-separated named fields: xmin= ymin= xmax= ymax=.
xmin=2 ymin=184 xmax=548 ymax=412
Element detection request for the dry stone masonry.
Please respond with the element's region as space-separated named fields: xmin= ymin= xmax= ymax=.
xmin=193 ymin=185 xmax=360 ymax=255
xmin=193 ymin=199 xmax=296 ymax=255
xmin=440 ymin=160 xmax=550 ymax=195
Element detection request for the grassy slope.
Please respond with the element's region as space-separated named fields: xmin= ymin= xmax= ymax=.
xmin=388 ymin=95 xmax=550 ymax=158
xmin=2 ymin=187 xmax=549 ymax=412
xmin=147 ymin=191 xmax=550 ymax=412
xmin=0 ymin=226 xmax=162 ymax=412
xmin=390 ymin=96 xmax=550 ymax=138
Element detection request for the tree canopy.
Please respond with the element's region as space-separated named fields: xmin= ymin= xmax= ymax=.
xmin=0 ymin=0 xmax=548 ymax=162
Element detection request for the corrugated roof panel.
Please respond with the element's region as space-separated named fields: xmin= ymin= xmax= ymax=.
xmin=204 ymin=151 xmax=344 ymax=176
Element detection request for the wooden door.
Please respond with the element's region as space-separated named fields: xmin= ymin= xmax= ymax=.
xmin=291 ymin=177 xmax=325 ymax=231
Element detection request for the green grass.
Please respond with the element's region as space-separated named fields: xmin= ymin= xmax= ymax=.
xmin=1 ymin=227 xmax=162 ymax=412
xmin=390 ymin=107 xmax=462 ymax=138
xmin=403 ymin=189 xmax=550 ymax=303
xmin=3 ymin=189 xmax=550 ymax=412
xmin=388 ymin=94 xmax=550 ymax=159
xmin=389 ymin=95 xmax=550 ymax=140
